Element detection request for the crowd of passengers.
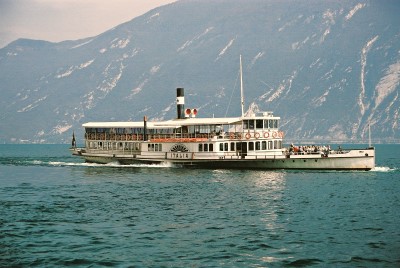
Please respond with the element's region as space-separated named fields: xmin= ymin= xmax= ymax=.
xmin=287 ymin=144 xmax=343 ymax=155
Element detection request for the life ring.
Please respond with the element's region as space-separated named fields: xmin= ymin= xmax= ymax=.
xmin=254 ymin=132 xmax=260 ymax=139
xmin=279 ymin=131 xmax=284 ymax=138
xmin=127 ymin=134 xmax=131 ymax=141
xmin=237 ymin=133 xmax=242 ymax=139
xmin=229 ymin=133 xmax=235 ymax=140
xmin=263 ymin=132 xmax=269 ymax=138
xmin=138 ymin=134 xmax=143 ymax=140
xmin=99 ymin=134 xmax=104 ymax=140
xmin=90 ymin=133 xmax=95 ymax=140
xmin=132 ymin=134 xmax=137 ymax=140
xmin=272 ymin=132 xmax=278 ymax=138
xmin=245 ymin=133 xmax=251 ymax=139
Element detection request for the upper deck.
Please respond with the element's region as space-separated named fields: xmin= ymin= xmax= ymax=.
xmin=82 ymin=112 xmax=282 ymax=142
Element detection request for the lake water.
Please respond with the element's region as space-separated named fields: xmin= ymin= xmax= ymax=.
xmin=0 ymin=144 xmax=399 ymax=267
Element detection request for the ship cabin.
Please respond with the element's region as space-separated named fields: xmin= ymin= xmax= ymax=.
xmin=82 ymin=111 xmax=284 ymax=160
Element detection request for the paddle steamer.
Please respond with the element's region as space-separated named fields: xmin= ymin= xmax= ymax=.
xmin=71 ymin=58 xmax=375 ymax=170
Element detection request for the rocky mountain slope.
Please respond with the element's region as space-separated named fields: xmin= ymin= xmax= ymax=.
xmin=0 ymin=0 xmax=399 ymax=143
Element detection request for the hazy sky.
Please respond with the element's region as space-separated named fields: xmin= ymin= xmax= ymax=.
xmin=0 ymin=0 xmax=177 ymax=48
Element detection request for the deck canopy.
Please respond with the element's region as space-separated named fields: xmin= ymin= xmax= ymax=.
xmin=82 ymin=122 xmax=174 ymax=129
xmin=156 ymin=117 xmax=242 ymax=127
xmin=83 ymin=117 xmax=242 ymax=129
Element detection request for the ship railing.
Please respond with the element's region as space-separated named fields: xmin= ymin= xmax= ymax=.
xmin=85 ymin=133 xmax=145 ymax=141
xmin=285 ymin=149 xmax=350 ymax=156
xmin=84 ymin=131 xmax=285 ymax=142
xmin=85 ymin=132 xmax=214 ymax=141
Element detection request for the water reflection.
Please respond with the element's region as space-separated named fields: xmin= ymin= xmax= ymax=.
xmin=250 ymin=170 xmax=287 ymax=189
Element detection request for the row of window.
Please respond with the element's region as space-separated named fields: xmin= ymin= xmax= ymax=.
xmin=243 ymin=119 xmax=279 ymax=130
xmin=148 ymin=143 xmax=162 ymax=152
xmin=87 ymin=141 xmax=140 ymax=151
xmin=198 ymin=143 xmax=214 ymax=152
xmin=86 ymin=120 xmax=280 ymax=136
xmin=219 ymin=141 xmax=282 ymax=151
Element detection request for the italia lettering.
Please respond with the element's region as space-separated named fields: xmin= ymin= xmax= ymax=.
xmin=170 ymin=153 xmax=189 ymax=159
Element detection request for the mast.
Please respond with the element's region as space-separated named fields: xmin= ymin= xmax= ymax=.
xmin=240 ymin=55 xmax=245 ymax=117
xmin=368 ymin=123 xmax=372 ymax=147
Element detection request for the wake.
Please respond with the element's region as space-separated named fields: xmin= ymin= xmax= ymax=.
xmin=46 ymin=160 xmax=175 ymax=168
xmin=372 ymin=166 xmax=397 ymax=172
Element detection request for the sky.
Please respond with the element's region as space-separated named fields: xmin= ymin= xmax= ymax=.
xmin=0 ymin=0 xmax=177 ymax=48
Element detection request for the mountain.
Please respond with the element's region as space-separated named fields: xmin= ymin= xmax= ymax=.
xmin=0 ymin=0 xmax=399 ymax=144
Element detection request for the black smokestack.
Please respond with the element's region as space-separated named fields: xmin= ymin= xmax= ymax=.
xmin=176 ymin=88 xmax=184 ymax=119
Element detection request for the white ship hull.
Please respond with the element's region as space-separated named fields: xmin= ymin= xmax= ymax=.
xmin=73 ymin=147 xmax=375 ymax=170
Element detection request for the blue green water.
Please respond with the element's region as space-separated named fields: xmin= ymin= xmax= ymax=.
xmin=0 ymin=144 xmax=399 ymax=267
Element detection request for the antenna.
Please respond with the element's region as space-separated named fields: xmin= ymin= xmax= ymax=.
xmin=368 ymin=123 xmax=372 ymax=148
xmin=240 ymin=55 xmax=245 ymax=117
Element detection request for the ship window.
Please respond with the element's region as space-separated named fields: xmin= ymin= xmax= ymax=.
xmin=249 ymin=142 xmax=254 ymax=151
xmin=219 ymin=143 xmax=224 ymax=151
xmin=249 ymin=120 xmax=254 ymax=129
xmin=199 ymin=144 xmax=203 ymax=152
xmin=264 ymin=120 xmax=269 ymax=129
xmin=269 ymin=120 xmax=273 ymax=129
xmin=274 ymin=140 xmax=278 ymax=149
xmin=209 ymin=144 xmax=214 ymax=152
xmin=236 ymin=142 xmax=242 ymax=151
xmin=224 ymin=143 xmax=228 ymax=151
xmin=155 ymin=144 xmax=159 ymax=151
xmin=230 ymin=142 xmax=235 ymax=151
xmin=204 ymin=144 xmax=208 ymax=151
xmin=268 ymin=141 xmax=272 ymax=150
xmin=277 ymin=140 xmax=282 ymax=149
xmin=243 ymin=120 xmax=249 ymax=129
xmin=255 ymin=141 xmax=261 ymax=150
xmin=274 ymin=120 xmax=278 ymax=129
xmin=262 ymin=141 xmax=267 ymax=150
xmin=256 ymin=120 xmax=263 ymax=129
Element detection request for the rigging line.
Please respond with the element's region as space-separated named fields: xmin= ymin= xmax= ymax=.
xmin=224 ymin=69 xmax=240 ymax=117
